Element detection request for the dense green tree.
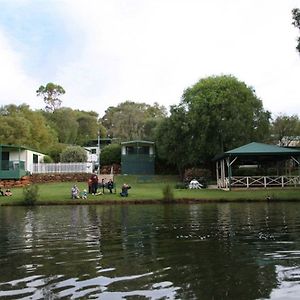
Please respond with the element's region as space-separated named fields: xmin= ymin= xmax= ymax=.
xmin=101 ymin=101 xmax=167 ymax=140
xmin=36 ymin=82 xmax=65 ymax=112
xmin=75 ymin=110 xmax=107 ymax=145
xmin=47 ymin=143 xmax=68 ymax=163
xmin=292 ymin=8 xmax=300 ymax=54
xmin=0 ymin=104 xmax=58 ymax=152
xmin=76 ymin=115 xmax=99 ymax=145
xmin=271 ymin=114 xmax=300 ymax=146
xmin=100 ymin=143 xmax=121 ymax=165
xmin=44 ymin=108 xmax=79 ymax=144
xmin=60 ymin=145 xmax=87 ymax=162
xmin=0 ymin=115 xmax=31 ymax=145
xmin=155 ymin=105 xmax=191 ymax=176
xmin=182 ymin=75 xmax=271 ymax=162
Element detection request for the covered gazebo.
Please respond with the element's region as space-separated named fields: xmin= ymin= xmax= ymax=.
xmin=213 ymin=142 xmax=300 ymax=189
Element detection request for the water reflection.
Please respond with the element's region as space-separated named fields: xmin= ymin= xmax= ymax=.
xmin=1 ymin=203 xmax=300 ymax=299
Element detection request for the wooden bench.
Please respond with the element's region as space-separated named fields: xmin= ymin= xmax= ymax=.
xmin=97 ymin=174 xmax=116 ymax=193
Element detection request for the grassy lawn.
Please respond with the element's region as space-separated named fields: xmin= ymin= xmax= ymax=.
xmin=0 ymin=175 xmax=300 ymax=205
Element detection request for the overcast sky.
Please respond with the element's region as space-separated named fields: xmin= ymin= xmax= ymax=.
xmin=0 ymin=0 xmax=300 ymax=118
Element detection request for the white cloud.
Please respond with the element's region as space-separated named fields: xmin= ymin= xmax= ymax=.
xmin=0 ymin=29 xmax=41 ymax=109
xmin=53 ymin=0 xmax=300 ymax=116
xmin=0 ymin=0 xmax=300 ymax=117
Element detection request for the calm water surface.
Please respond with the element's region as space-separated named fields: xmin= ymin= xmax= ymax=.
xmin=1 ymin=203 xmax=300 ymax=299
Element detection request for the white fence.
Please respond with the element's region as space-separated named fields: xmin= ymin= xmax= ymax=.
xmin=32 ymin=163 xmax=93 ymax=174
xmin=218 ymin=175 xmax=300 ymax=189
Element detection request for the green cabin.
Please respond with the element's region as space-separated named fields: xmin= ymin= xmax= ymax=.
xmin=121 ymin=140 xmax=155 ymax=175
xmin=0 ymin=144 xmax=45 ymax=179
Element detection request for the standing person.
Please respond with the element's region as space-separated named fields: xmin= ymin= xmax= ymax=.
xmin=88 ymin=178 xmax=92 ymax=194
xmin=90 ymin=172 xmax=99 ymax=195
xmin=107 ymin=179 xmax=114 ymax=194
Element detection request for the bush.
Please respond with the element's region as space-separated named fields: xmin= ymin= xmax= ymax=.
xmin=101 ymin=144 xmax=121 ymax=165
xmin=48 ymin=143 xmax=68 ymax=163
xmin=162 ymin=184 xmax=174 ymax=202
xmin=61 ymin=145 xmax=87 ymax=162
xmin=43 ymin=155 xmax=53 ymax=163
xmin=23 ymin=184 xmax=39 ymax=205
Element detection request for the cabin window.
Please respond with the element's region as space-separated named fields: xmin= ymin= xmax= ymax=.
xmin=138 ymin=146 xmax=150 ymax=155
xmin=33 ymin=154 xmax=38 ymax=164
xmin=1 ymin=151 xmax=9 ymax=170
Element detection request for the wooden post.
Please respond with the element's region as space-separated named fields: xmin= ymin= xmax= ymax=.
xmin=221 ymin=159 xmax=225 ymax=188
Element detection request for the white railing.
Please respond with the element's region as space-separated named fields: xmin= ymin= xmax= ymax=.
xmin=230 ymin=176 xmax=300 ymax=188
xmin=218 ymin=176 xmax=300 ymax=189
xmin=32 ymin=163 xmax=93 ymax=174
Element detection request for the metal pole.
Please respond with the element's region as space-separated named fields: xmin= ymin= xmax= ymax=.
xmin=98 ymin=132 xmax=100 ymax=174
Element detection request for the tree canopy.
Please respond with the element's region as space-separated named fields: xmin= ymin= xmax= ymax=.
xmin=156 ymin=75 xmax=271 ymax=173
xmin=0 ymin=104 xmax=58 ymax=152
xmin=182 ymin=75 xmax=271 ymax=158
xmin=271 ymin=114 xmax=300 ymax=146
xmin=292 ymin=8 xmax=300 ymax=54
xmin=60 ymin=145 xmax=87 ymax=162
xmin=155 ymin=105 xmax=191 ymax=176
xmin=2 ymin=77 xmax=298 ymax=172
xmin=36 ymin=83 xmax=65 ymax=112
xmin=101 ymin=101 xmax=167 ymax=140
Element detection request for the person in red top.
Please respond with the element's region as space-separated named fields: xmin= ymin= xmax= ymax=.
xmin=90 ymin=172 xmax=99 ymax=195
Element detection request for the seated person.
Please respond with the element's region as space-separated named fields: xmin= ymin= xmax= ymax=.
xmin=81 ymin=189 xmax=88 ymax=199
xmin=107 ymin=179 xmax=114 ymax=194
xmin=71 ymin=185 xmax=80 ymax=199
xmin=4 ymin=189 xmax=12 ymax=196
xmin=120 ymin=183 xmax=131 ymax=197
xmin=0 ymin=187 xmax=4 ymax=196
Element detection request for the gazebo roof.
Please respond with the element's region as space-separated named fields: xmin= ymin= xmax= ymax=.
xmin=214 ymin=142 xmax=300 ymax=161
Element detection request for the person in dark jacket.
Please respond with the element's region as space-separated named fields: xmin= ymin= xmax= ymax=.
xmin=120 ymin=183 xmax=131 ymax=197
xmin=107 ymin=179 xmax=114 ymax=194
xmin=90 ymin=172 xmax=98 ymax=195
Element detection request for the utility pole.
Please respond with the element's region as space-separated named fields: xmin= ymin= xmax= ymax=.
xmin=97 ymin=131 xmax=100 ymax=174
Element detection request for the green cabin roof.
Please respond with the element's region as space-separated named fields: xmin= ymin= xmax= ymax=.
xmin=121 ymin=140 xmax=154 ymax=146
xmin=0 ymin=144 xmax=44 ymax=154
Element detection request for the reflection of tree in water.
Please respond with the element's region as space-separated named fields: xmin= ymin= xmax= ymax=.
xmin=2 ymin=203 xmax=300 ymax=299
xmin=152 ymin=203 xmax=298 ymax=299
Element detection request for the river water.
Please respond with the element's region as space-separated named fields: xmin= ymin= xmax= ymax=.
xmin=1 ymin=203 xmax=300 ymax=299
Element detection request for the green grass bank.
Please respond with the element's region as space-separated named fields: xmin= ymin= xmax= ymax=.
xmin=0 ymin=175 xmax=300 ymax=206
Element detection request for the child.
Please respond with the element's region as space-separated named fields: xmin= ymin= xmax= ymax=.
xmin=81 ymin=189 xmax=88 ymax=199
xmin=71 ymin=185 xmax=80 ymax=199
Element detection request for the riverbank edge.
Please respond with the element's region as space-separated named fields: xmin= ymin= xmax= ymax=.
xmin=2 ymin=197 xmax=300 ymax=206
